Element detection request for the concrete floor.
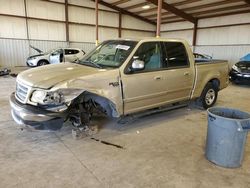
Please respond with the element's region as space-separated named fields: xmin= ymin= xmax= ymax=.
xmin=0 ymin=73 xmax=250 ymax=188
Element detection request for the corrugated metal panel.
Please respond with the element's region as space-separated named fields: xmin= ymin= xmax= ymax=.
xmin=0 ymin=16 xmax=27 ymax=39
xmin=28 ymin=19 xmax=66 ymax=41
xmin=68 ymin=6 xmax=95 ymax=25
xmin=69 ymin=24 xmax=95 ymax=42
xmin=195 ymin=45 xmax=250 ymax=66
xmin=198 ymin=13 xmax=250 ymax=27
xmin=122 ymin=30 xmax=154 ymax=39
xmin=69 ymin=42 xmax=95 ymax=53
xmin=160 ymin=12 xmax=250 ymax=66
xmin=26 ymin=0 xmax=65 ymax=21
xmin=69 ymin=6 xmax=119 ymax=27
xmin=0 ymin=0 xmax=25 ymax=16
xmin=0 ymin=38 xmax=29 ymax=67
xmin=161 ymin=21 xmax=194 ymax=31
xmin=99 ymin=11 xmax=119 ymax=27
xmin=51 ymin=0 xmax=65 ymax=3
xmin=161 ymin=30 xmax=193 ymax=46
xmin=70 ymin=25 xmax=118 ymax=43
xmin=197 ymin=25 xmax=250 ymax=45
xmin=69 ymin=0 xmax=118 ymax=12
xmin=99 ymin=28 xmax=118 ymax=41
xmin=0 ymin=38 xmax=95 ymax=67
xmin=122 ymin=15 xmax=155 ymax=31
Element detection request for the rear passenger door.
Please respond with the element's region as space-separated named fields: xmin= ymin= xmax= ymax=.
xmin=64 ymin=49 xmax=79 ymax=62
xmin=162 ymin=42 xmax=194 ymax=103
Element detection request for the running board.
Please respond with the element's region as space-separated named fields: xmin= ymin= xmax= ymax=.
xmin=118 ymin=102 xmax=189 ymax=124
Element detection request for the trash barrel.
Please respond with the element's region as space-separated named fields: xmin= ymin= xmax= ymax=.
xmin=206 ymin=107 xmax=250 ymax=168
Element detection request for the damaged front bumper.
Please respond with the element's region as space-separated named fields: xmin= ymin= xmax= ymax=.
xmin=9 ymin=93 xmax=68 ymax=130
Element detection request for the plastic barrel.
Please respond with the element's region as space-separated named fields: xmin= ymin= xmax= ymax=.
xmin=206 ymin=107 xmax=250 ymax=168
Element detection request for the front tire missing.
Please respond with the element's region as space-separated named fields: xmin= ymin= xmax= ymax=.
xmin=200 ymin=83 xmax=218 ymax=109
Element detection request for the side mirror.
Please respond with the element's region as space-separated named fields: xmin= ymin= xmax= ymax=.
xmin=132 ymin=60 xmax=145 ymax=71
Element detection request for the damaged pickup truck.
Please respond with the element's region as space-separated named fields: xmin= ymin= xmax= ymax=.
xmin=10 ymin=38 xmax=229 ymax=133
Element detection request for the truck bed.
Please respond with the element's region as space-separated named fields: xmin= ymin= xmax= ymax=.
xmin=191 ymin=59 xmax=229 ymax=99
xmin=195 ymin=59 xmax=226 ymax=64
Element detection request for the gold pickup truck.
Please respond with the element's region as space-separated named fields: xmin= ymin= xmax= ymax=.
xmin=10 ymin=38 xmax=229 ymax=131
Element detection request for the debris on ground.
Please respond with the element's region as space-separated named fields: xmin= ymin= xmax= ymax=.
xmin=10 ymin=73 xmax=18 ymax=77
xmin=72 ymin=125 xmax=98 ymax=140
xmin=91 ymin=137 xmax=125 ymax=149
xmin=0 ymin=68 xmax=11 ymax=76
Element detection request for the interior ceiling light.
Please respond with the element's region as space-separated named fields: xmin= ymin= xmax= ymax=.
xmin=142 ymin=5 xmax=150 ymax=9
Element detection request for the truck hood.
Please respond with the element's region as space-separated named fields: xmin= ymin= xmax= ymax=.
xmin=17 ymin=63 xmax=108 ymax=89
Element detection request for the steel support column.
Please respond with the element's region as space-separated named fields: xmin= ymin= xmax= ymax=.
xmin=95 ymin=0 xmax=99 ymax=46
xmin=118 ymin=12 xmax=122 ymax=38
xmin=156 ymin=0 xmax=162 ymax=37
xmin=65 ymin=0 xmax=69 ymax=43
xmin=192 ymin=20 xmax=198 ymax=49
xmin=24 ymin=0 xmax=31 ymax=55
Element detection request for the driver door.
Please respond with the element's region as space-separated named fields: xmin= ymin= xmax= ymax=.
xmin=121 ymin=42 xmax=168 ymax=114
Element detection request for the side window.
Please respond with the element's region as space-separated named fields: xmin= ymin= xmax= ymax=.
xmin=164 ymin=42 xmax=189 ymax=68
xmin=65 ymin=49 xmax=77 ymax=55
xmin=64 ymin=49 xmax=70 ymax=55
xmin=73 ymin=50 xmax=79 ymax=54
xmin=51 ymin=49 xmax=63 ymax=56
xmin=133 ymin=42 xmax=162 ymax=71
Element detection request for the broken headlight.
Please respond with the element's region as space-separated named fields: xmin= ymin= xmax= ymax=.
xmin=232 ymin=65 xmax=240 ymax=72
xmin=31 ymin=89 xmax=83 ymax=105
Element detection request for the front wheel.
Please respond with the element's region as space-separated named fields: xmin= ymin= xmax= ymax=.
xmin=37 ymin=60 xmax=49 ymax=66
xmin=200 ymin=83 xmax=218 ymax=109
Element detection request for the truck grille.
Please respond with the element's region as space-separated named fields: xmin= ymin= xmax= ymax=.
xmin=16 ymin=82 xmax=29 ymax=102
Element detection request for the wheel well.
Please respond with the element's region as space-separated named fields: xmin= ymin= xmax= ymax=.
xmin=208 ymin=79 xmax=220 ymax=90
xmin=38 ymin=59 xmax=49 ymax=64
xmin=75 ymin=92 xmax=119 ymax=118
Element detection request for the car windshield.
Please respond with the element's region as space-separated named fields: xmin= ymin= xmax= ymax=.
xmin=43 ymin=49 xmax=57 ymax=55
xmin=78 ymin=40 xmax=138 ymax=68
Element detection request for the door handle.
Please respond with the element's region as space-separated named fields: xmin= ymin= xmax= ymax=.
xmin=184 ymin=72 xmax=190 ymax=76
xmin=154 ymin=76 xmax=162 ymax=80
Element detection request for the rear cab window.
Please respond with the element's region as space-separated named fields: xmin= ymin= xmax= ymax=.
xmin=126 ymin=41 xmax=189 ymax=74
xmin=162 ymin=42 xmax=189 ymax=69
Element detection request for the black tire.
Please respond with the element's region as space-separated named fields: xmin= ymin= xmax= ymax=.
xmin=37 ymin=60 xmax=49 ymax=66
xmin=200 ymin=83 xmax=218 ymax=109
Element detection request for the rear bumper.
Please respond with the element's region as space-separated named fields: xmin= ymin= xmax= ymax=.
xmin=9 ymin=93 xmax=67 ymax=130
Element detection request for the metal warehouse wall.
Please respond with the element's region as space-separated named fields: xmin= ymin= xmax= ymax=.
xmin=161 ymin=13 xmax=250 ymax=65
xmin=0 ymin=0 xmax=155 ymax=67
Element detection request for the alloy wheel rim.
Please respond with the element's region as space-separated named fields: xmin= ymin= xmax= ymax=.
xmin=205 ymin=89 xmax=215 ymax=105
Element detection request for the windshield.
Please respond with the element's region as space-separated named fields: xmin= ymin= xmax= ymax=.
xmin=44 ymin=49 xmax=58 ymax=55
xmin=78 ymin=40 xmax=138 ymax=68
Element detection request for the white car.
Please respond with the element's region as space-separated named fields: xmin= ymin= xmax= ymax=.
xmin=26 ymin=46 xmax=85 ymax=67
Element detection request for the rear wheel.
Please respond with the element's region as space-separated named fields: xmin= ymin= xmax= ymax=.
xmin=37 ymin=60 xmax=49 ymax=66
xmin=200 ymin=83 xmax=218 ymax=109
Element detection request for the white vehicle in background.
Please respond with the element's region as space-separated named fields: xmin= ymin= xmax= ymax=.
xmin=26 ymin=46 xmax=85 ymax=67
